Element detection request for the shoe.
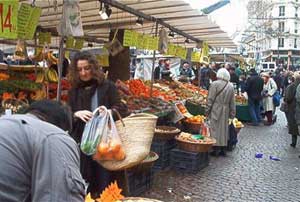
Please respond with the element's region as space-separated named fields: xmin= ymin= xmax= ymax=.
xmin=290 ymin=143 xmax=296 ymax=148
xmin=210 ymin=151 xmax=218 ymax=156
xmin=219 ymin=150 xmax=227 ymax=157
xmin=263 ymin=121 xmax=272 ymax=126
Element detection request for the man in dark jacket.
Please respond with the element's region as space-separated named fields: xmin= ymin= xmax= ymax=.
xmin=245 ymin=69 xmax=264 ymax=126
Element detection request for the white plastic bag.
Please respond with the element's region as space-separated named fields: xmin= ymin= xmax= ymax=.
xmin=93 ymin=107 xmax=125 ymax=161
xmin=57 ymin=0 xmax=84 ymax=36
xmin=80 ymin=108 xmax=108 ymax=155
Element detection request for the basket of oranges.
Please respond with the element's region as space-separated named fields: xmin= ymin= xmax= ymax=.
xmin=183 ymin=115 xmax=206 ymax=134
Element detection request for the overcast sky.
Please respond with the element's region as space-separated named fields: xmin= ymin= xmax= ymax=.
xmin=184 ymin=0 xmax=249 ymax=41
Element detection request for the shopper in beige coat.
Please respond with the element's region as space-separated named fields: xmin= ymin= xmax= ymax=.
xmin=207 ymin=68 xmax=236 ymax=156
xmin=261 ymin=72 xmax=277 ymax=125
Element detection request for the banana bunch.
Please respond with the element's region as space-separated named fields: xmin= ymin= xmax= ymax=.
xmin=30 ymin=89 xmax=47 ymax=100
xmin=35 ymin=71 xmax=45 ymax=83
xmin=32 ymin=49 xmax=47 ymax=62
xmin=45 ymin=68 xmax=58 ymax=83
xmin=47 ymin=51 xmax=58 ymax=65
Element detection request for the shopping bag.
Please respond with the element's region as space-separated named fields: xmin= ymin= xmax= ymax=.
xmin=273 ymin=91 xmax=281 ymax=107
xmin=201 ymin=120 xmax=211 ymax=137
xmin=93 ymin=107 xmax=125 ymax=161
xmin=80 ymin=108 xmax=108 ymax=155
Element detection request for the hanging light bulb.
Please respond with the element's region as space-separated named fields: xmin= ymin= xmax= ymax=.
xmin=99 ymin=3 xmax=112 ymax=20
xmin=136 ymin=17 xmax=144 ymax=26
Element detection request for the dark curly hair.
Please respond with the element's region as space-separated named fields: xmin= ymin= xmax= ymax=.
xmin=68 ymin=51 xmax=104 ymax=88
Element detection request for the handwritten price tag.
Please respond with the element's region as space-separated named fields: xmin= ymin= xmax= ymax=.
xmin=0 ymin=0 xmax=18 ymax=39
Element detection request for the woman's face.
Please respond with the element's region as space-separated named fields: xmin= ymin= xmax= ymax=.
xmin=262 ymin=76 xmax=269 ymax=83
xmin=77 ymin=60 xmax=92 ymax=81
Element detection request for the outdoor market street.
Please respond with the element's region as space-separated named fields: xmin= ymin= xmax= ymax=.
xmin=143 ymin=111 xmax=300 ymax=202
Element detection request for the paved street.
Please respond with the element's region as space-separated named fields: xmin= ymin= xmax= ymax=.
xmin=143 ymin=111 xmax=300 ymax=202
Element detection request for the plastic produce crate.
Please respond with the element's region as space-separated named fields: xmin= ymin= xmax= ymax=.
xmin=151 ymin=139 xmax=176 ymax=170
xmin=170 ymin=148 xmax=209 ymax=173
xmin=119 ymin=169 xmax=154 ymax=196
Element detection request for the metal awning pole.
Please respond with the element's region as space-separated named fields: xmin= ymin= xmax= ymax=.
xmin=150 ymin=21 xmax=159 ymax=97
xmin=56 ymin=36 xmax=64 ymax=102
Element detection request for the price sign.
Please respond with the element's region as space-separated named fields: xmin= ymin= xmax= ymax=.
xmin=0 ymin=0 xmax=18 ymax=39
xmin=74 ymin=38 xmax=84 ymax=50
xmin=123 ymin=29 xmax=133 ymax=47
xmin=191 ymin=51 xmax=201 ymax=62
xmin=96 ymin=54 xmax=109 ymax=67
xmin=17 ymin=3 xmax=41 ymax=39
xmin=66 ymin=36 xmax=75 ymax=49
xmin=148 ymin=37 xmax=158 ymax=50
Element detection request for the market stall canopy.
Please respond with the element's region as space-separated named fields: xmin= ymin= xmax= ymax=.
xmin=18 ymin=0 xmax=236 ymax=49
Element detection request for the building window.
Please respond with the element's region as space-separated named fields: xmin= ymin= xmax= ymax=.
xmin=279 ymin=21 xmax=285 ymax=32
xmin=278 ymin=38 xmax=284 ymax=47
xmin=279 ymin=6 xmax=285 ymax=16
xmin=295 ymin=38 xmax=297 ymax=48
xmin=295 ymin=22 xmax=298 ymax=33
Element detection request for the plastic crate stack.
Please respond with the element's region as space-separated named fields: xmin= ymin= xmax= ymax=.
xmin=124 ymin=169 xmax=154 ymax=196
xmin=151 ymin=138 xmax=176 ymax=171
xmin=170 ymin=148 xmax=209 ymax=173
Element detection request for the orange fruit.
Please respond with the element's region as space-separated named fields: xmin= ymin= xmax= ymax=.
xmin=110 ymin=141 xmax=121 ymax=153
xmin=114 ymin=149 xmax=125 ymax=160
xmin=98 ymin=142 xmax=109 ymax=155
xmin=92 ymin=151 xmax=102 ymax=161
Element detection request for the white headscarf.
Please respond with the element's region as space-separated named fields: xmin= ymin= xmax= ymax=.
xmin=216 ymin=68 xmax=230 ymax=82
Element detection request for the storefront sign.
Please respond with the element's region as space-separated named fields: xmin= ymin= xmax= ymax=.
xmin=17 ymin=3 xmax=41 ymax=39
xmin=0 ymin=0 xmax=18 ymax=39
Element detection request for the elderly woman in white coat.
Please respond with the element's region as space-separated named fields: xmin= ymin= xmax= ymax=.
xmin=261 ymin=72 xmax=277 ymax=125
xmin=206 ymin=68 xmax=236 ymax=156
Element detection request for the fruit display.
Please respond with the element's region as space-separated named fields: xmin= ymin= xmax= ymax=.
xmin=0 ymin=73 xmax=9 ymax=81
xmin=2 ymin=98 xmax=29 ymax=113
xmin=45 ymin=68 xmax=59 ymax=83
xmin=175 ymin=102 xmax=188 ymax=114
xmin=235 ymin=95 xmax=247 ymax=105
xmin=185 ymin=115 xmax=206 ymax=124
xmin=176 ymin=132 xmax=215 ymax=144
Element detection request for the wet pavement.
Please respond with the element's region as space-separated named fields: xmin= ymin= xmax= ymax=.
xmin=143 ymin=111 xmax=300 ymax=202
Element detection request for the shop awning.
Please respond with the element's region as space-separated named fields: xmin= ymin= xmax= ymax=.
xmin=19 ymin=0 xmax=236 ymax=48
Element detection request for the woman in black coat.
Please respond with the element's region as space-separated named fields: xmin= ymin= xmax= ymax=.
xmin=285 ymin=72 xmax=300 ymax=147
xmin=68 ymin=51 xmax=128 ymax=198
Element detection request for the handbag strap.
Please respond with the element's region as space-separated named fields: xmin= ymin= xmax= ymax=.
xmin=207 ymin=81 xmax=228 ymax=116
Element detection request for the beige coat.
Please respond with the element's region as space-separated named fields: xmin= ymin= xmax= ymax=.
xmin=207 ymin=80 xmax=236 ymax=146
xmin=262 ymin=78 xmax=277 ymax=112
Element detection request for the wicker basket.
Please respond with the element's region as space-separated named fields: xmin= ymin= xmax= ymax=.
xmin=127 ymin=151 xmax=159 ymax=173
xmin=120 ymin=197 xmax=163 ymax=202
xmin=183 ymin=121 xmax=202 ymax=134
xmin=98 ymin=113 xmax=158 ymax=171
xmin=154 ymin=126 xmax=181 ymax=140
xmin=175 ymin=136 xmax=216 ymax=153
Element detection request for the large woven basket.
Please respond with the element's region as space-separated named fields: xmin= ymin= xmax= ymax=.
xmin=154 ymin=126 xmax=181 ymax=140
xmin=99 ymin=113 xmax=158 ymax=171
xmin=175 ymin=136 xmax=216 ymax=153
